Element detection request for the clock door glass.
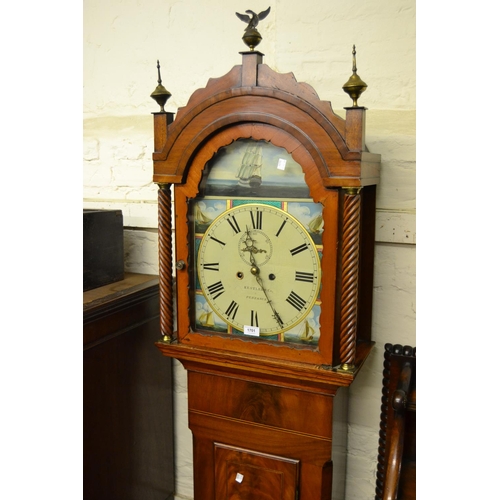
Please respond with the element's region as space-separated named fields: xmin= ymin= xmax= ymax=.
xmin=189 ymin=140 xmax=324 ymax=346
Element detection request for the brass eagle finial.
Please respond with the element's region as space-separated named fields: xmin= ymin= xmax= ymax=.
xmin=235 ymin=7 xmax=271 ymax=51
xmin=236 ymin=7 xmax=271 ymax=30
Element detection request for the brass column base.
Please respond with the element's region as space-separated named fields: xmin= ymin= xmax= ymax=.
xmin=334 ymin=363 xmax=356 ymax=374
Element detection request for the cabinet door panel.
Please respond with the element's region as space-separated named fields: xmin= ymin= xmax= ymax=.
xmin=215 ymin=443 xmax=299 ymax=500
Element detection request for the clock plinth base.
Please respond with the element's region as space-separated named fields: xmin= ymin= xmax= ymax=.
xmin=184 ymin=363 xmax=350 ymax=500
xmin=155 ymin=340 xmax=372 ymax=499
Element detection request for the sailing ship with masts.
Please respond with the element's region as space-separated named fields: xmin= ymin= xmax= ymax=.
xmin=194 ymin=203 xmax=213 ymax=232
xmin=236 ymin=143 xmax=263 ymax=188
xmin=308 ymin=213 xmax=324 ymax=234
xmin=299 ymin=319 xmax=315 ymax=342
xmin=198 ymin=309 xmax=215 ymax=328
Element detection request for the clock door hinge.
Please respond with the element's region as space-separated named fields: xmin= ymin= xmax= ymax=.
xmin=296 ymin=487 xmax=300 ymax=500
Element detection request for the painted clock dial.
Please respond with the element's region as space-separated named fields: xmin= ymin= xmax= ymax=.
xmin=189 ymin=138 xmax=325 ymax=345
xmin=196 ymin=203 xmax=321 ymax=336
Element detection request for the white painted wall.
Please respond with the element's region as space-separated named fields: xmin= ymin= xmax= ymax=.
xmin=83 ymin=1 xmax=415 ymax=498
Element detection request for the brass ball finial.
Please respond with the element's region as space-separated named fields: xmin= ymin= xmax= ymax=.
xmin=242 ymin=28 xmax=262 ymax=51
xmin=150 ymin=60 xmax=172 ymax=112
xmin=342 ymin=45 xmax=367 ymax=107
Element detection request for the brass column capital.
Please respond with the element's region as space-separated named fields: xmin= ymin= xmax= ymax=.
xmin=343 ymin=187 xmax=362 ymax=196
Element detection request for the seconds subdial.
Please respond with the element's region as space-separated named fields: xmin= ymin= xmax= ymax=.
xmin=238 ymin=227 xmax=272 ymax=267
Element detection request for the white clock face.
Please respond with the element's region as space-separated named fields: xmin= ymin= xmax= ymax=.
xmin=196 ymin=203 xmax=321 ymax=335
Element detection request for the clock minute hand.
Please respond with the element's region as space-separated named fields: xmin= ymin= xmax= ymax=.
xmin=253 ymin=272 xmax=284 ymax=328
xmin=244 ymin=229 xmax=284 ymax=329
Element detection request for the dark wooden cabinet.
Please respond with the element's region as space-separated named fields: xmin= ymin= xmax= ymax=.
xmin=83 ymin=273 xmax=175 ymax=500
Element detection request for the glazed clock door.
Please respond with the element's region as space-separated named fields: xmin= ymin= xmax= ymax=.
xmin=182 ymin=137 xmax=334 ymax=359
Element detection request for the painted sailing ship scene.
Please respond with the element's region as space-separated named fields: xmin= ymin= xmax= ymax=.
xmin=201 ymin=139 xmax=311 ymax=198
xmin=236 ymin=142 xmax=263 ymax=188
xmin=283 ymin=305 xmax=321 ymax=345
xmin=192 ymin=199 xmax=227 ymax=234
xmin=195 ymin=294 xmax=229 ymax=333
xmin=286 ymin=201 xmax=324 ymax=246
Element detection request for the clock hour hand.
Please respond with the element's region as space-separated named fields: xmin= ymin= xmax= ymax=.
xmin=243 ymin=226 xmax=261 ymax=269
xmin=243 ymin=226 xmax=266 ymax=257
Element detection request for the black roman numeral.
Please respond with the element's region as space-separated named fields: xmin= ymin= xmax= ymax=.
xmin=286 ymin=291 xmax=307 ymax=311
xmin=275 ymin=219 xmax=287 ymax=237
xmin=226 ymin=215 xmax=241 ymax=234
xmin=295 ymin=271 xmax=315 ymax=283
xmin=251 ymin=310 xmax=259 ymax=327
xmin=202 ymin=263 xmax=219 ymax=271
xmin=207 ymin=281 xmax=225 ymax=299
xmin=209 ymin=235 xmax=226 ymax=247
xmin=251 ymin=209 xmax=263 ymax=230
xmin=290 ymin=243 xmax=308 ymax=256
xmin=225 ymin=300 xmax=239 ymax=320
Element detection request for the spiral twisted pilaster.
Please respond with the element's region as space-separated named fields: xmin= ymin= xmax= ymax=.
xmin=157 ymin=184 xmax=174 ymax=341
xmin=339 ymin=188 xmax=361 ymax=368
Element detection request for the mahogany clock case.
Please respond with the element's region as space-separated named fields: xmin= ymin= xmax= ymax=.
xmin=151 ymin=48 xmax=380 ymax=500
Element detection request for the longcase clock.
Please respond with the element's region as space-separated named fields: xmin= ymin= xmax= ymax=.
xmin=150 ymin=28 xmax=380 ymax=500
